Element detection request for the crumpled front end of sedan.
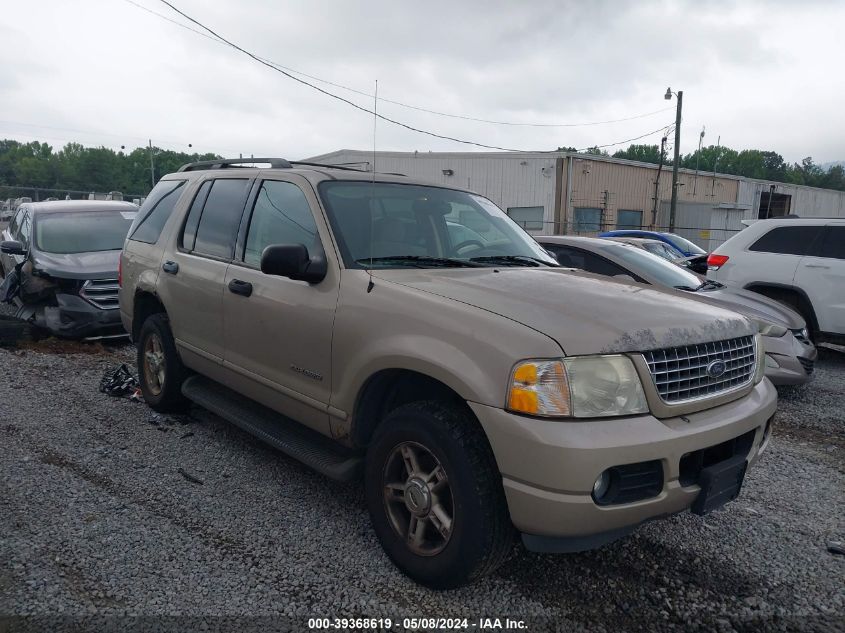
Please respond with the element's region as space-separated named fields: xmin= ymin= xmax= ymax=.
xmin=7 ymin=260 xmax=124 ymax=340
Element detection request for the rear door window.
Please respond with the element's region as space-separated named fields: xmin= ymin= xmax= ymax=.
xmin=818 ymin=226 xmax=845 ymax=260
xmin=190 ymin=179 xmax=251 ymax=259
xmin=580 ymin=251 xmax=629 ymax=276
xmin=749 ymin=226 xmax=824 ymax=255
xmin=129 ymin=180 xmax=187 ymax=244
xmin=181 ymin=180 xmax=213 ymax=251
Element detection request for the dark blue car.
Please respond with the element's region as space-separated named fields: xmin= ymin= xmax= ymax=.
xmin=597 ymin=230 xmax=706 ymax=257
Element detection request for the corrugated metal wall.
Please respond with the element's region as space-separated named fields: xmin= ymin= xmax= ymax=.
xmin=738 ymin=180 xmax=845 ymax=221
xmin=307 ymin=150 xmax=845 ymax=246
xmin=566 ymin=158 xmax=738 ymax=238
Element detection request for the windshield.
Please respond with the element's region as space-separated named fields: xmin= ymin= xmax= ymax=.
xmin=604 ymin=243 xmax=703 ymax=289
xmin=318 ymin=182 xmax=558 ymax=268
xmin=664 ymin=233 xmax=706 ymax=255
xmin=35 ymin=210 xmax=136 ymax=254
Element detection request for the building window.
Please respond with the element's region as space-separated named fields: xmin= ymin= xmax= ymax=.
xmin=506 ymin=206 xmax=544 ymax=231
xmin=573 ymin=207 xmax=602 ymax=233
xmin=616 ymin=209 xmax=642 ymax=230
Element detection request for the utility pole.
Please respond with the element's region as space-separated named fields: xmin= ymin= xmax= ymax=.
xmin=711 ymin=135 xmax=721 ymax=197
xmin=693 ymin=126 xmax=705 ymax=196
xmin=651 ymin=136 xmax=668 ymax=228
xmin=668 ymin=90 xmax=683 ymax=231
xmin=148 ymin=139 xmax=155 ymax=190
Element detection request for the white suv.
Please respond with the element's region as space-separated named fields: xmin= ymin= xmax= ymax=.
xmin=707 ymin=218 xmax=845 ymax=344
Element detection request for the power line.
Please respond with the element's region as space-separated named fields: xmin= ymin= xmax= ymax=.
xmin=154 ymin=0 xmax=669 ymax=153
xmin=124 ymin=0 xmax=672 ymax=129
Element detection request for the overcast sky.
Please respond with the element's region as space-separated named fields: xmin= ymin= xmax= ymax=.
xmin=0 ymin=0 xmax=842 ymax=163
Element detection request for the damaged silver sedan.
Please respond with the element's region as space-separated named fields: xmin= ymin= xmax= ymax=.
xmin=0 ymin=200 xmax=138 ymax=339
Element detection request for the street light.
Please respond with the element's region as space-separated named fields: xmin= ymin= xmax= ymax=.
xmin=665 ymin=87 xmax=683 ymax=232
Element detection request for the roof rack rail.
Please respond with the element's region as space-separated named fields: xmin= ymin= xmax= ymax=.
xmin=290 ymin=161 xmax=407 ymax=177
xmin=289 ymin=161 xmax=367 ymax=172
xmin=177 ymin=158 xmax=292 ymax=172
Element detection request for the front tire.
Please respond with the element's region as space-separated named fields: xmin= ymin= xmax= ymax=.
xmin=137 ymin=312 xmax=188 ymax=412
xmin=365 ymin=401 xmax=513 ymax=589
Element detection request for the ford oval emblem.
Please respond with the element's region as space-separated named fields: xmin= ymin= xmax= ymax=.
xmin=706 ymin=359 xmax=727 ymax=379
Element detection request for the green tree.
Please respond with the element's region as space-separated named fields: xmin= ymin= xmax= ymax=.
xmin=0 ymin=139 xmax=222 ymax=197
xmin=612 ymin=144 xmax=665 ymax=164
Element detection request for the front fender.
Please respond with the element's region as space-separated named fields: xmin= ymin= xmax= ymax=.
xmin=330 ymin=272 xmax=562 ymax=417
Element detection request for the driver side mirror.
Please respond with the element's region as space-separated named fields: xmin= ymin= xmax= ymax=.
xmin=0 ymin=240 xmax=25 ymax=256
xmin=260 ymin=243 xmax=327 ymax=284
xmin=613 ymin=273 xmax=636 ymax=282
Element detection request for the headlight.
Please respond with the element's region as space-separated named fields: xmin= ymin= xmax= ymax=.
xmin=564 ymin=355 xmax=649 ymax=417
xmin=507 ymin=355 xmax=648 ymax=418
xmin=753 ymin=334 xmax=766 ymax=384
xmin=755 ymin=319 xmax=787 ymax=337
xmin=507 ymin=360 xmax=571 ymax=417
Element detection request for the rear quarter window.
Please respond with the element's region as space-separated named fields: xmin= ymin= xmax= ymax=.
xmin=748 ymin=225 xmax=824 ymax=256
xmin=129 ymin=180 xmax=187 ymax=244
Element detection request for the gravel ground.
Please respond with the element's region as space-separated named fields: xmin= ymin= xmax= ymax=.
xmin=0 ymin=314 xmax=842 ymax=632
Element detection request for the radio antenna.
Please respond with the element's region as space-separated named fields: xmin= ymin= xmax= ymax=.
xmin=367 ymin=79 xmax=378 ymax=292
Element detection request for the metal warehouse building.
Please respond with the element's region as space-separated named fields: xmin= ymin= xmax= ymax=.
xmin=307 ymin=150 xmax=845 ymax=250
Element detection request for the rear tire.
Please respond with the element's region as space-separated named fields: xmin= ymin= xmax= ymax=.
xmin=365 ymin=401 xmax=513 ymax=589
xmin=137 ymin=312 xmax=188 ymax=412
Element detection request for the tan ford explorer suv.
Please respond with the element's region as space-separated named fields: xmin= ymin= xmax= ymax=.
xmin=119 ymin=158 xmax=777 ymax=589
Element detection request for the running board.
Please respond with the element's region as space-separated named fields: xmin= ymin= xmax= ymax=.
xmin=181 ymin=375 xmax=362 ymax=481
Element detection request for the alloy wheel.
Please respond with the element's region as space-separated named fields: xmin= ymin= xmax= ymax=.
xmin=143 ymin=332 xmax=166 ymax=396
xmin=382 ymin=441 xmax=454 ymax=556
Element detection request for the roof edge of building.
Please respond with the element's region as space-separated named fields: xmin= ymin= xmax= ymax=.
xmin=305 ymin=149 xmax=845 ymax=197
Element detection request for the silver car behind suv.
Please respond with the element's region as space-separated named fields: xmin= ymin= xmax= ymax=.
xmin=537 ymin=235 xmax=817 ymax=386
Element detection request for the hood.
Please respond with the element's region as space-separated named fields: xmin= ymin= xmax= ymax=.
xmin=374 ymin=268 xmax=754 ymax=356
xmin=31 ymin=249 xmax=120 ymax=280
xmin=692 ymin=285 xmax=805 ymax=330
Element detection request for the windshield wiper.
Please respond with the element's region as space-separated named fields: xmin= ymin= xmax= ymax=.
xmin=469 ymin=255 xmax=558 ymax=267
xmin=673 ymin=285 xmax=698 ymax=291
xmin=355 ymin=255 xmax=483 ymax=268
xmin=694 ymin=279 xmax=723 ymax=291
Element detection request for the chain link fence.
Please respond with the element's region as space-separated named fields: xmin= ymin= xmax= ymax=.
xmin=0 ymin=185 xmax=146 ymax=205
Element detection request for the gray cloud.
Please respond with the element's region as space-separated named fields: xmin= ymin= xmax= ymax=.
xmin=0 ymin=0 xmax=841 ymax=162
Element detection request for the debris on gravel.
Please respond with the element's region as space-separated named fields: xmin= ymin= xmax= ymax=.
xmin=0 ymin=340 xmax=842 ymax=632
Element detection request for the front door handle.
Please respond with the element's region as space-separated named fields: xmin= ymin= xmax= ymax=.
xmin=162 ymin=260 xmax=179 ymax=274
xmin=228 ymin=279 xmax=253 ymax=297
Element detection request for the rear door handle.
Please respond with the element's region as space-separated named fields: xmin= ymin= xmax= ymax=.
xmin=804 ymin=264 xmax=830 ymax=269
xmin=162 ymin=260 xmax=179 ymax=274
xmin=228 ymin=279 xmax=253 ymax=297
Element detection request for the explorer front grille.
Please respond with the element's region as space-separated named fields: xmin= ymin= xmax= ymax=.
xmin=643 ymin=335 xmax=756 ymax=404
xmin=79 ymin=278 xmax=119 ymax=310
